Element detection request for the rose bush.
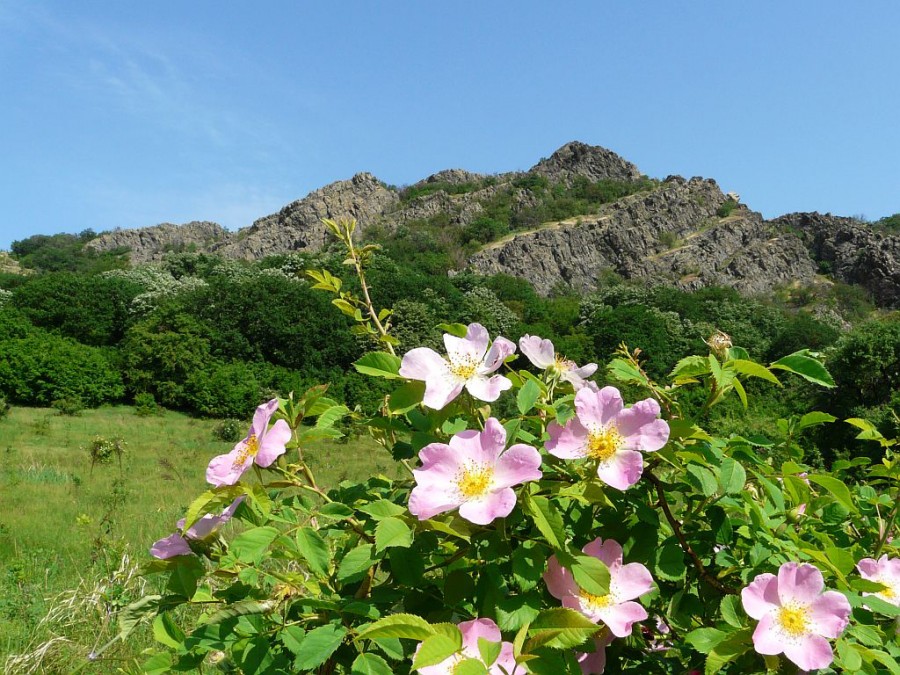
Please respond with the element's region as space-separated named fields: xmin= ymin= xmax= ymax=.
xmin=116 ymin=219 xmax=900 ymax=674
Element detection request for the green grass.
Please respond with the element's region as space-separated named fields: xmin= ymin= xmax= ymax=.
xmin=0 ymin=405 xmax=400 ymax=671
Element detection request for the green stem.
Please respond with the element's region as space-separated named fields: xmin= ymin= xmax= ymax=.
xmin=874 ymin=490 xmax=900 ymax=558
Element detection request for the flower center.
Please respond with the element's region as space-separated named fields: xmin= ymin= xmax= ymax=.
xmin=448 ymin=355 xmax=480 ymax=381
xmin=587 ymin=427 xmax=623 ymax=461
xmin=879 ymin=583 xmax=896 ymax=600
xmin=580 ymin=590 xmax=615 ymax=612
xmin=551 ymin=354 xmax=575 ymax=374
xmin=232 ymin=434 xmax=260 ymax=469
xmin=456 ymin=463 xmax=494 ymax=499
xmin=776 ymin=605 xmax=809 ymax=637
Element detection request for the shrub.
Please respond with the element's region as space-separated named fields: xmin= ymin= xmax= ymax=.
xmin=51 ymin=396 xmax=84 ymax=416
xmin=133 ymin=392 xmax=162 ymax=417
xmin=212 ymin=418 xmax=245 ymax=443
xmin=716 ymin=198 xmax=739 ymax=217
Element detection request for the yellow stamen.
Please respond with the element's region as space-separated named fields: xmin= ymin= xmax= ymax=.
xmin=580 ymin=591 xmax=615 ymax=611
xmin=448 ymin=355 xmax=479 ymax=381
xmin=232 ymin=434 xmax=260 ymax=469
xmin=553 ymin=354 xmax=576 ymax=374
xmin=776 ymin=605 xmax=809 ymax=637
xmin=456 ymin=463 xmax=494 ymax=499
xmin=587 ymin=427 xmax=623 ymax=462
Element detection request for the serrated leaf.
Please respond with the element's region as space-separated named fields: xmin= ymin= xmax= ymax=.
xmin=120 ymin=594 xmax=162 ymax=639
xmin=684 ymin=627 xmax=727 ymax=654
xmin=375 ymin=517 xmax=413 ymax=553
xmin=655 ymin=543 xmax=686 ymax=581
xmin=704 ymin=628 xmax=752 ymax=675
xmin=720 ymin=595 xmax=744 ymax=628
xmin=280 ymin=625 xmax=306 ymax=656
xmin=770 ymin=351 xmax=834 ymax=387
xmin=569 ymin=555 xmax=610 ymax=596
xmin=316 ymin=404 xmax=349 ymax=429
xmin=730 ymin=359 xmax=781 ymax=385
xmin=337 ymin=544 xmax=376 ymax=583
xmin=437 ymin=323 xmax=469 ymax=338
xmin=606 ymin=358 xmax=645 ymax=384
xmin=351 ymin=653 xmax=394 ymax=675
xmin=296 ymin=527 xmax=330 ymax=576
xmin=686 ymin=464 xmax=718 ymax=497
xmin=522 ymin=494 xmax=566 ymax=550
xmin=152 ymin=613 xmax=184 ymax=649
xmin=718 ymin=457 xmax=746 ymax=494
xmin=452 ymin=659 xmax=488 ymax=675
xmin=359 ymin=499 xmax=407 ymax=520
xmin=517 ymin=379 xmax=541 ymax=415
xmin=411 ymin=632 xmax=463 ymax=670
xmin=294 ymin=624 xmax=348 ymax=670
xmin=670 ymin=355 xmax=710 ymax=378
xmin=526 ymin=608 xmax=600 ymax=650
xmin=806 ymin=474 xmax=857 ymax=513
xmin=356 ymin=613 xmax=435 ymax=641
xmin=797 ymin=411 xmax=836 ymax=430
xmin=388 ymin=381 xmax=425 ymax=414
xmin=354 ymin=352 xmax=403 ymax=379
xmin=207 ymin=600 xmax=272 ymax=625
xmin=230 ymin=526 xmax=280 ymax=564
xmin=478 ymin=637 xmax=502 ymax=667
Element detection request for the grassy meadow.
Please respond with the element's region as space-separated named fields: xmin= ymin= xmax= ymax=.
xmin=0 ymin=405 xmax=399 ymax=672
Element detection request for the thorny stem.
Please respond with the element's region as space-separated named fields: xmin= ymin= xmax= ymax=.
xmin=874 ymin=489 xmax=900 ymax=558
xmin=345 ymin=226 xmax=395 ymax=356
xmin=644 ymin=470 xmax=737 ymax=595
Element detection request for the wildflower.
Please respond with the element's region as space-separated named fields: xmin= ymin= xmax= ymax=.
xmin=741 ymin=562 xmax=850 ymax=671
xmin=408 ymin=418 xmax=542 ymax=525
xmin=519 ymin=334 xmax=597 ymax=390
xmin=857 ymin=555 xmax=900 ymax=606
xmin=544 ymin=538 xmax=653 ymax=637
xmin=399 ymin=323 xmax=515 ymax=409
xmin=546 ymin=386 xmax=668 ymax=490
xmin=206 ymin=399 xmax=291 ymax=486
xmin=150 ymin=497 xmax=244 ymax=559
xmin=415 ymin=618 xmax=520 ymax=674
xmin=576 ymin=633 xmax=613 ymax=674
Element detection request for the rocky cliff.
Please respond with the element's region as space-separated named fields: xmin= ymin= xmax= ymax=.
xmin=84 ymin=221 xmax=231 ymax=264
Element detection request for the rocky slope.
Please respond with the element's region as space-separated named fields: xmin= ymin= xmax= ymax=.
xmin=80 ymin=141 xmax=900 ymax=307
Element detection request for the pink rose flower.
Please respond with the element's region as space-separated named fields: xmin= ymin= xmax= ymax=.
xmin=519 ymin=335 xmax=597 ymax=390
xmin=415 ymin=618 xmax=521 ymax=674
xmin=576 ymin=633 xmax=613 ymax=674
xmin=150 ymin=497 xmax=244 ymax=559
xmin=546 ymin=386 xmax=669 ymax=490
xmin=741 ymin=562 xmax=851 ymax=671
xmin=544 ymin=538 xmax=653 ymax=637
xmin=408 ymin=418 xmax=542 ymax=525
xmin=399 ymin=323 xmax=516 ymax=409
xmin=857 ymin=555 xmax=900 ymax=606
xmin=206 ymin=399 xmax=292 ymax=486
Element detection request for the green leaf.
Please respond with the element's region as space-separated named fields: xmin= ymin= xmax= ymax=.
xmin=806 ymin=474 xmax=857 ymax=513
xmin=316 ymin=404 xmax=350 ymax=429
xmin=356 ymin=613 xmax=435 ymax=641
xmin=119 ymin=595 xmax=162 ymax=640
xmin=704 ymin=628 xmax=752 ymax=675
xmin=280 ymin=625 xmax=306 ymax=656
xmin=206 ymin=600 xmax=273 ymax=625
xmin=606 ymin=358 xmax=645 ymax=384
xmin=296 ymin=527 xmax=330 ymax=577
xmin=388 ymin=381 xmax=425 ymax=414
xmin=797 ymin=411 xmax=836 ymax=430
xmin=152 ymin=613 xmax=184 ymax=649
xmin=182 ymin=485 xmax=244 ymax=531
xmin=319 ymin=502 xmax=355 ymax=520
xmin=230 ymin=526 xmax=280 ymax=564
xmin=770 ymin=351 xmax=834 ymax=387
xmin=452 ymin=660 xmax=488 ymax=675
xmin=730 ymin=359 xmax=780 ymax=385
xmin=718 ymin=457 xmax=746 ymax=494
xmin=337 ymin=544 xmax=377 ymax=583
xmin=478 ymin=637 xmax=502 ymax=667
xmin=294 ymin=624 xmax=348 ymax=670
xmin=522 ymin=494 xmax=567 ymax=550
xmin=142 ymin=652 xmax=174 ymax=675
xmin=354 ymin=352 xmax=403 ymax=379
xmin=569 ymin=555 xmax=610 ymax=596
xmin=670 ymin=355 xmax=710 ymax=379
xmin=686 ymin=464 xmax=718 ymax=497
xmin=654 ymin=543 xmax=686 ymax=581
xmin=437 ymin=323 xmax=469 ymax=338
xmin=720 ymin=595 xmax=745 ymax=628
xmin=411 ymin=631 xmax=463 ymax=670
xmin=359 ymin=499 xmax=407 ymax=520
xmin=526 ymin=608 xmax=600 ymax=650
xmin=351 ymin=653 xmax=394 ymax=675
xmin=684 ymin=627 xmax=727 ymax=654
xmin=375 ymin=517 xmax=413 ymax=553
xmin=517 ymin=379 xmax=542 ymax=415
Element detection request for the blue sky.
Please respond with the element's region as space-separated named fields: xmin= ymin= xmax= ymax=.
xmin=1 ymin=1 xmax=898 ymax=250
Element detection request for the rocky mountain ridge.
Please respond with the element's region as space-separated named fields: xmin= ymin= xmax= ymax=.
xmin=80 ymin=141 xmax=900 ymax=307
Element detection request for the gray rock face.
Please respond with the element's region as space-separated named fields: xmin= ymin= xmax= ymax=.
xmin=530 ymin=141 xmax=643 ymax=185
xmin=773 ymin=213 xmax=900 ymax=307
xmin=213 ymin=173 xmax=399 ymax=259
xmin=84 ymin=221 xmax=230 ymax=264
xmin=467 ymin=177 xmax=818 ymax=296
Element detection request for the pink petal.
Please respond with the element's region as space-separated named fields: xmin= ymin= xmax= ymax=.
xmin=256 ymin=419 xmax=291 ymax=466
xmin=519 ymin=335 xmax=555 ymax=369
xmin=808 ymin=590 xmax=851 ymax=638
xmin=544 ymin=555 xmax=579 ymax=601
xmin=250 ymin=398 xmax=278 ymax=437
xmin=408 ymin=484 xmax=461 ymax=520
xmin=611 ymin=562 xmax=654 ymax=602
xmin=777 ymin=562 xmax=824 ymax=606
xmin=750 ymin=613 xmax=784 ymax=656
xmin=449 ymin=429 xmax=495 ymax=465
xmin=465 ymin=374 xmax=512 ymax=402
xmin=423 ymin=376 xmax=465 ymax=410
xmin=576 ymin=386 xmax=624 ymax=428
xmin=445 ymin=324 xmax=489 ymax=363
xmin=577 ymin=635 xmax=611 ymax=675
xmin=493 ymin=643 xmax=519 ymax=675
xmin=782 ymin=633 xmax=835 ymax=671
xmin=598 ymin=600 xmax=647 ymax=637
xmin=583 ymin=538 xmax=623 ymax=569
xmin=493 ymin=443 xmax=542 ymax=489
xmin=206 ymin=447 xmax=250 ymax=486
xmin=546 ymin=418 xmax=590 ymax=459
xmin=741 ymin=573 xmax=780 ymax=620
xmin=150 ymin=533 xmax=192 ymax=559
xmin=595 ymin=449 xmax=644 ymax=490
xmin=415 ymin=443 xmax=463 ymax=483
xmin=482 ymin=336 xmax=516 ymax=373
xmin=616 ymin=400 xmax=669 ymax=452
xmin=400 ymin=347 xmax=448 ymax=381
xmin=458 ymin=488 xmax=516 ymax=525
xmin=459 ymin=618 xmax=502 ymax=653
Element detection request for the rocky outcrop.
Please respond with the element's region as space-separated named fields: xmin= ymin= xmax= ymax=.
xmin=467 ymin=177 xmax=818 ymax=296
xmin=84 ymin=221 xmax=230 ymax=264
xmin=530 ymin=141 xmax=643 ymax=185
xmin=773 ymin=213 xmax=900 ymax=307
xmin=212 ymin=173 xmax=399 ymax=259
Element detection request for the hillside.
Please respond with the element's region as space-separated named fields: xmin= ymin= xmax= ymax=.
xmin=63 ymin=141 xmax=900 ymax=307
